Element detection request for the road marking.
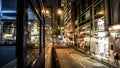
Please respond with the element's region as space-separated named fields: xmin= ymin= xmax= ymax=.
xmin=65 ymin=50 xmax=86 ymax=68
xmin=70 ymin=55 xmax=86 ymax=68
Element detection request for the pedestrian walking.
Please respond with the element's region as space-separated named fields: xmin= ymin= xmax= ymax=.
xmin=114 ymin=52 xmax=119 ymax=64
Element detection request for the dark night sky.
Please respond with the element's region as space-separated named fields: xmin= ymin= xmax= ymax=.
xmin=46 ymin=0 xmax=58 ymax=7
xmin=46 ymin=0 xmax=59 ymax=21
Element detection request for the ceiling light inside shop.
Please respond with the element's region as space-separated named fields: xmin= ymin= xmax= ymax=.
xmin=109 ymin=24 xmax=120 ymax=30
xmin=112 ymin=25 xmax=120 ymax=30
xmin=2 ymin=10 xmax=16 ymax=13
xmin=97 ymin=10 xmax=104 ymax=15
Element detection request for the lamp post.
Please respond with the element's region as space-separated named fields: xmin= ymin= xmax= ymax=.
xmin=57 ymin=8 xmax=63 ymax=35
xmin=57 ymin=9 xmax=62 ymax=15
xmin=57 ymin=8 xmax=63 ymax=44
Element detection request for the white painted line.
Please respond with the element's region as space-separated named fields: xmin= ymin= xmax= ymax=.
xmin=70 ymin=55 xmax=86 ymax=68
xmin=65 ymin=50 xmax=86 ymax=68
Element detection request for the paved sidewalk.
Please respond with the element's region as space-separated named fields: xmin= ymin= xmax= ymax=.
xmin=94 ymin=54 xmax=119 ymax=68
xmin=55 ymin=43 xmax=120 ymax=68
xmin=74 ymin=47 xmax=120 ymax=68
xmin=45 ymin=42 xmax=53 ymax=68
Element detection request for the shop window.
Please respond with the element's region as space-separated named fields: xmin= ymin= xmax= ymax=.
xmin=82 ymin=15 xmax=85 ymax=21
xmin=94 ymin=20 xmax=98 ymax=32
xmin=0 ymin=22 xmax=16 ymax=45
xmin=118 ymin=3 xmax=120 ymax=23
xmin=85 ymin=10 xmax=90 ymax=19
xmin=94 ymin=4 xmax=100 ymax=15
xmin=79 ymin=18 xmax=82 ymax=23
xmin=100 ymin=1 xmax=104 ymax=11
xmin=90 ymin=22 xmax=92 ymax=30
xmin=80 ymin=0 xmax=85 ymax=12
xmin=90 ymin=9 xmax=92 ymax=17
xmin=94 ymin=1 xmax=104 ymax=15
xmin=3 ymin=22 xmax=16 ymax=40
xmin=88 ymin=0 xmax=92 ymax=6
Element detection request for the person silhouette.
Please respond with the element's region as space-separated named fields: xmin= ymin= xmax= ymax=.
xmin=114 ymin=52 xmax=119 ymax=64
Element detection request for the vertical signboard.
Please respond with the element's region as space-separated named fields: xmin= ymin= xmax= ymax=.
xmin=97 ymin=17 xmax=109 ymax=57
xmin=97 ymin=18 xmax=105 ymax=31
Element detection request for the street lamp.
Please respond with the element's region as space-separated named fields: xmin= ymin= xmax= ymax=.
xmin=57 ymin=8 xmax=63 ymax=15
xmin=57 ymin=8 xmax=63 ymax=35
xmin=46 ymin=10 xmax=50 ymax=15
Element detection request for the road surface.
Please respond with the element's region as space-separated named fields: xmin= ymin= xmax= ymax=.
xmin=55 ymin=46 xmax=108 ymax=68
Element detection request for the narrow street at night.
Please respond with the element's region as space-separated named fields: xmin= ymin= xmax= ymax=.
xmin=1 ymin=0 xmax=120 ymax=68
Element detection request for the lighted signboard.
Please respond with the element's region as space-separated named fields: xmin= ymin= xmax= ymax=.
xmin=98 ymin=32 xmax=106 ymax=37
xmin=97 ymin=17 xmax=109 ymax=57
xmin=97 ymin=18 xmax=105 ymax=31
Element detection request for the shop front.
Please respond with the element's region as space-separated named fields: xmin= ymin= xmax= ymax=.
xmin=109 ymin=24 xmax=120 ymax=58
xmin=78 ymin=24 xmax=91 ymax=53
xmin=90 ymin=36 xmax=98 ymax=54
xmin=96 ymin=17 xmax=109 ymax=57
xmin=115 ymin=35 xmax=120 ymax=53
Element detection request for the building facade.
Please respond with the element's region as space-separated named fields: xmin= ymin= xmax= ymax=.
xmin=0 ymin=0 xmax=46 ymax=68
xmin=61 ymin=0 xmax=76 ymax=46
xmin=61 ymin=0 xmax=114 ymax=60
xmin=109 ymin=0 xmax=120 ymax=58
xmin=74 ymin=0 xmax=120 ymax=60
xmin=60 ymin=0 xmax=120 ymax=61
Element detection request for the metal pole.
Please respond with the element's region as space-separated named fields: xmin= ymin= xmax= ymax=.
xmin=39 ymin=20 xmax=42 ymax=54
xmin=0 ymin=0 xmax=2 ymax=40
xmin=43 ymin=18 xmax=45 ymax=48
xmin=16 ymin=0 xmax=28 ymax=68
xmin=92 ymin=2 xmax=96 ymax=56
xmin=52 ymin=12 xmax=54 ymax=46
xmin=104 ymin=0 xmax=111 ymax=65
xmin=89 ymin=22 xmax=92 ymax=55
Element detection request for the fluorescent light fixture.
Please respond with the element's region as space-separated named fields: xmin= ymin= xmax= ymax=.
xmin=109 ymin=24 xmax=120 ymax=30
xmin=112 ymin=25 xmax=120 ymax=30
xmin=2 ymin=10 xmax=16 ymax=13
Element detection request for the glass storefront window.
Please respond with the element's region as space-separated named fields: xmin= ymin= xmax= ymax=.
xmin=94 ymin=1 xmax=104 ymax=15
xmin=85 ymin=10 xmax=90 ymax=19
xmin=3 ymin=22 xmax=16 ymax=40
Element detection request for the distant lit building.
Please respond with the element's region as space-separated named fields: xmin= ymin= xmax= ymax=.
xmin=61 ymin=0 xmax=76 ymax=45
xmin=0 ymin=0 xmax=45 ymax=68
